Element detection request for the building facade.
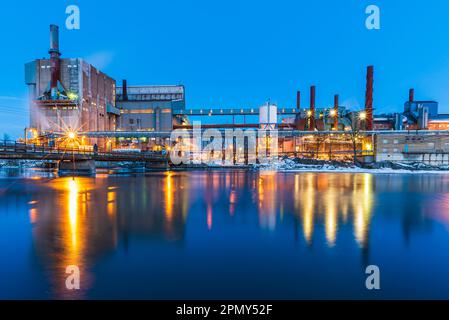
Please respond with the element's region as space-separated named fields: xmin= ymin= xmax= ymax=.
xmin=24 ymin=25 xmax=119 ymax=143
xmin=25 ymin=58 xmax=119 ymax=134
xmin=116 ymin=82 xmax=185 ymax=132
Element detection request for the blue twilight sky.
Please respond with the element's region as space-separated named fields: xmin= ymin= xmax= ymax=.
xmin=1 ymin=0 xmax=449 ymax=137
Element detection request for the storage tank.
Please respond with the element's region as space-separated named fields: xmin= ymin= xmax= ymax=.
xmin=418 ymin=106 xmax=429 ymax=130
xmin=259 ymin=103 xmax=278 ymax=129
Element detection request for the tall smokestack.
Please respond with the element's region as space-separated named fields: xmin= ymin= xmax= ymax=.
xmin=365 ymin=66 xmax=374 ymax=131
xmin=309 ymin=86 xmax=316 ymax=131
xmin=122 ymin=79 xmax=128 ymax=101
xmin=296 ymin=91 xmax=301 ymax=110
xmin=333 ymin=94 xmax=339 ymax=131
xmin=49 ymin=25 xmax=61 ymax=99
xmin=409 ymin=88 xmax=415 ymax=102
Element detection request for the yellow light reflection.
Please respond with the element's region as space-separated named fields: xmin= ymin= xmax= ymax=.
xmin=352 ymin=174 xmax=373 ymax=248
xmin=107 ymin=190 xmax=116 ymax=216
xmin=68 ymin=179 xmax=79 ymax=249
xmin=303 ymin=174 xmax=315 ymax=244
xmin=258 ymin=171 xmax=277 ymax=230
xmin=325 ymin=188 xmax=338 ymax=247
xmin=164 ymin=172 xmax=174 ymax=222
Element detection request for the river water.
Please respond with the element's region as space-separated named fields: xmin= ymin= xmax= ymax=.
xmin=0 ymin=169 xmax=448 ymax=299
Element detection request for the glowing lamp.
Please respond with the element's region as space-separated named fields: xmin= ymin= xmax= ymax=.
xmin=359 ymin=111 xmax=367 ymax=120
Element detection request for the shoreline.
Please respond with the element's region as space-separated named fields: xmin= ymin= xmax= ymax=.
xmin=1 ymin=158 xmax=449 ymax=175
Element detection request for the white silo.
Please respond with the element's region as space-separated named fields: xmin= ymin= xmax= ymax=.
xmin=259 ymin=102 xmax=278 ymax=129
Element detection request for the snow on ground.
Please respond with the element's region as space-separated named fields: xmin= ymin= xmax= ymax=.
xmin=253 ymin=158 xmax=449 ymax=174
xmin=2 ymin=159 xmax=449 ymax=174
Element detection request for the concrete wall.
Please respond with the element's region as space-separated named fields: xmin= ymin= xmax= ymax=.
xmin=376 ymin=133 xmax=449 ymax=165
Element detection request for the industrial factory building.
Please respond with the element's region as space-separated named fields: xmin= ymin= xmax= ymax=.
xmin=25 ymin=25 xmax=119 ymax=141
xmin=116 ymin=81 xmax=185 ymax=132
xmin=23 ymin=25 xmax=449 ymax=165
xmin=24 ymin=25 xmax=185 ymax=151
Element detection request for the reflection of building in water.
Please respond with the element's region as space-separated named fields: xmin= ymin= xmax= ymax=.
xmin=352 ymin=174 xmax=373 ymax=248
xmin=29 ymin=174 xmax=189 ymax=298
xmin=115 ymin=173 xmax=189 ymax=244
xmin=294 ymin=173 xmax=315 ymax=244
xmin=31 ymin=178 xmax=117 ymax=299
xmin=257 ymin=171 xmax=277 ymax=230
xmin=292 ymin=173 xmax=374 ymax=250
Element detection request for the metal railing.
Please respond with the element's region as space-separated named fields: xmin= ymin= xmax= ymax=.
xmin=0 ymin=140 xmax=167 ymax=161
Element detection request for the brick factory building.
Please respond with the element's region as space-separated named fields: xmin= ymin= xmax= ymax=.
xmin=24 ymin=25 xmax=119 ymax=141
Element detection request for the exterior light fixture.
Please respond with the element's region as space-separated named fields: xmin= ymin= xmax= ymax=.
xmin=359 ymin=111 xmax=367 ymax=120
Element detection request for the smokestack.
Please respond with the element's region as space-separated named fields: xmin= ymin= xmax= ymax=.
xmin=49 ymin=25 xmax=60 ymax=54
xmin=409 ymin=88 xmax=415 ymax=102
xmin=49 ymin=25 xmax=61 ymax=98
xmin=333 ymin=94 xmax=339 ymax=131
xmin=309 ymin=86 xmax=316 ymax=131
xmin=122 ymin=79 xmax=128 ymax=101
xmin=365 ymin=66 xmax=374 ymax=131
xmin=296 ymin=91 xmax=301 ymax=110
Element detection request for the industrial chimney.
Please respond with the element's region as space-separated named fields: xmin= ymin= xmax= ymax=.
xmin=122 ymin=79 xmax=128 ymax=101
xmin=49 ymin=25 xmax=61 ymax=100
xmin=333 ymin=94 xmax=339 ymax=131
xmin=409 ymin=88 xmax=415 ymax=102
xmin=296 ymin=91 xmax=301 ymax=110
xmin=309 ymin=86 xmax=316 ymax=131
xmin=365 ymin=66 xmax=374 ymax=130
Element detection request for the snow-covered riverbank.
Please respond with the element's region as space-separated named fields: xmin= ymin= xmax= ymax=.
xmin=2 ymin=158 xmax=449 ymax=174
xmin=253 ymin=158 xmax=449 ymax=174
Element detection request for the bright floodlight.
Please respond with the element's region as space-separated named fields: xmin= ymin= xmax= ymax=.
xmin=68 ymin=131 xmax=76 ymax=139
xmin=68 ymin=92 xmax=78 ymax=100
xmin=330 ymin=109 xmax=337 ymax=117
xmin=359 ymin=111 xmax=367 ymax=120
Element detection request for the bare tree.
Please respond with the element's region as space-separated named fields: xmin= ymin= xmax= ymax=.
xmin=344 ymin=111 xmax=365 ymax=164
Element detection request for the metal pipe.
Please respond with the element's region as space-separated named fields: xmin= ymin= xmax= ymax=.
xmin=309 ymin=86 xmax=316 ymax=131
xmin=409 ymin=88 xmax=415 ymax=102
xmin=296 ymin=91 xmax=301 ymax=109
xmin=49 ymin=25 xmax=61 ymax=98
xmin=333 ymin=94 xmax=339 ymax=131
xmin=365 ymin=66 xmax=374 ymax=130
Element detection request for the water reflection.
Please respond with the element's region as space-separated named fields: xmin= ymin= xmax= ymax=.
xmin=1 ymin=169 xmax=449 ymax=299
